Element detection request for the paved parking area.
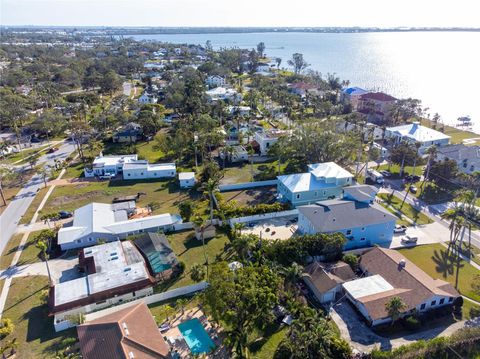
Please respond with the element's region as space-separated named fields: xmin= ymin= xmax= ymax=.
xmin=389 ymin=223 xmax=449 ymax=249
xmin=241 ymin=215 xmax=298 ymax=240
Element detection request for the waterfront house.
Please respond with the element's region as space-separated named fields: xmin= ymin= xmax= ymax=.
xmin=51 ymin=241 xmax=155 ymax=328
xmin=386 ymin=122 xmax=451 ymax=154
xmin=205 ymin=75 xmax=226 ymax=88
xmin=297 ymin=185 xmax=397 ymax=249
xmin=357 ymin=92 xmax=397 ymax=124
xmin=77 ymin=302 xmax=171 ymax=359
xmin=340 ymin=87 xmax=368 ymax=110
xmin=277 ymin=162 xmax=353 ymax=207
xmin=343 ymin=247 xmax=461 ymax=326
xmin=206 ymin=87 xmax=242 ymax=103
xmin=178 ymin=171 xmax=196 ymax=188
xmin=84 ymin=154 xmax=138 ymax=178
xmin=302 ymin=261 xmax=356 ymax=304
xmin=57 ymin=202 xmax=182 ymax=250
xmin=436 ymin=144 xmax=480 ymax=174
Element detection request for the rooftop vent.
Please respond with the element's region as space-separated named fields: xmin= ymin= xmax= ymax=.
xmin=129 ymin=352 xmax=135 ymax=359
xmin=123 ymin=322 xmax=128 ymax=330
xmin=399 ymin=259 xmax=406 ymax=268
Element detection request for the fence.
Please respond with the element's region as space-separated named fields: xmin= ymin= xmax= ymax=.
xmin=173 ymin=222 xmax=194 ymax=231
xmin=219 ymin=179 xmax=278 ymax=192
xmin=228 ymin=209 xmax=299 ymax=227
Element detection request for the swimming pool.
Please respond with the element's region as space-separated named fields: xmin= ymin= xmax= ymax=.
xmin=178 ymin=318 xmax=215 ymax=354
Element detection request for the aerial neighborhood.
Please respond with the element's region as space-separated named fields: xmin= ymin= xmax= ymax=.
xmin=1 ymin=27 xmax=480 ymax=359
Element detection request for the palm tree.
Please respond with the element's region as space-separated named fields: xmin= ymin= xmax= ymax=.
xmin=411 ymin=142 xmax=422 ymax=176
xmin=233 ymin=222 xmax=246 ymax=238
xmin=193 ymin=216 xmax=209 ymax=280
xmin=385 ymin=296 xmax=406 ymax=326
xmin=201 ymin=178 xmax=219 ymax=222
xmin=36 ymin=240 xmax=53 ymax=286
xmin=420 ymin=145 xmax=438 ymax=196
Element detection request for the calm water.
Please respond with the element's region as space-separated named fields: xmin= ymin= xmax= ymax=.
xmin=131 ymin=32 xmax=480 ymax=133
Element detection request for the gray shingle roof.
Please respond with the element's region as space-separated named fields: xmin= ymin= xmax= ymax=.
xmin=298 ymin=199 xmax=397 ymax=232
xmin=343 ymin=185 xmax=378 ymax=202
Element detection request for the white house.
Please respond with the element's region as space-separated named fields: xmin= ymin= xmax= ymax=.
xmin=228 ymin=105 xmax=252 ymax=117
xmin=57 ymin=202 xmax=182 ymax=250
xmin=84 ymin=154 xmax=138 ymax=178
xmin=436 ymin=144 xmax=480 ymax=175
xmin=205 ymin=75 xmax=226 ymax=88
xmin=220 ymin=145 xmax=249 ymax=163
xmin=254 ymin=129 xmax=289 ymax=155
xmin=386 ymin=122 xmax=451 ymax=154
xmin=138 ymin=93 xmax=158 ymax=104
xmin=341 ymin=87 xmax=369 ymax=109
xmin=179 ymin=172 xmax=196 ymax=188
xmin=122 ymin=161 xmax=176 ymax=180
xmin=206 ymin=87 xmax=242 ymax=103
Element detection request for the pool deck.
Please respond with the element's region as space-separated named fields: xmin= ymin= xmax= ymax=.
xmin=162 ymin=307 xmax=228 ymax=358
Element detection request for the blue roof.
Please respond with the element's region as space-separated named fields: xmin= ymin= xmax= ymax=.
xmin=343 ymin=87 xmax=368 ymax=96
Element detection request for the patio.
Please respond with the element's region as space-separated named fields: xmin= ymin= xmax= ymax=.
xmin=161 ymin=307 xmax=228 ymax=358
xmin=241 ymin=215 xmax=298 ymax=241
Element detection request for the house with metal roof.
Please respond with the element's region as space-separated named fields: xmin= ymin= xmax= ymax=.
xmin=50 ymin=241 xmax=155 ymax=329
xmin=297 ymin=185 xmax=397 ymax=249
xmin=84 ymin=154 xmax=138 ymax=178
xmin=436 ymin=144 xmax=480 ymax=175
xmin=386 ymin=122 xmax=451 ymax=154
xmin=77 ymin=302 xmax=171 ymax=359
xmin=178 ymin=171 xmax=196 ymax=188
xmin=277 ymin=162 xmax=354 ymax=207
xmin=112 ymin=122 xmax=143 ymax=143
xmin=133 ymin=232 xmax=178 ymax=280
xmin=57 ymin=202 xmax=182 ymax=250
xmin=341 ymin=87 xmax=368 ymax=109
xmin=343 ymin=247 xmax=461 ymax=326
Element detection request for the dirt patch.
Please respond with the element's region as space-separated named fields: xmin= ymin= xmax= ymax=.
xmin=49 ymin=190 xmax=106 ymax=207
xmin=222 ymin=186 xmax=277 ymax=206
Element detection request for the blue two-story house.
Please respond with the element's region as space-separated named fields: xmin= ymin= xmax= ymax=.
xmin=277 ymin=162 xmax=353 ymax=207
xmin=297 ymin=185 xmax=397 ymax=249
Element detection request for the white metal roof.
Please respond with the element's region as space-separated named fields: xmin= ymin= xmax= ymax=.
xmin=342 ymin=274 xmax=394 ymax=300
xmin=387 ymin=123 xmax=451 ymax=143
xmin=178 ymin=172 xmax=195 ymax=180
xmin=308 ymin=162 xmax=353 ymax=180
xmin=92 ymin=154 xmax=138 ymax=167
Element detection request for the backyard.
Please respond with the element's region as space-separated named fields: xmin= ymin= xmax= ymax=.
xmin=0 ymin=276 xmax=78 ymax=358
xmin=398 ymin=244 xmax=480 ymax=302
xmin=220 ymin=186 xmax=277 ymax=206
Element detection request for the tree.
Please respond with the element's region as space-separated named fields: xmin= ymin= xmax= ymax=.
xmin=100 ymin=70 xmax=122 ymax=95
xmin=288 ymin=53 xmax=309 ymax=75
xmin=231 ymin=234 xmax=255 ymax=261
xmin=28 ymin=152 xmax=41 ymax=169
xmin=38 ymin=166 xmax=51 ymax=188
xmin=257 ymin=42 xmax=266 ymax=58
xmin=179 ymin=200 xmax=195 ymax=222
xmin=200 ymin=177 xmax=220 ymax=222
xmin=275 ymin=57 xmax=282 ymax=70
xmin=0 ymin=167 xmax=17 ymax=207
xmin=429 ymin=159 xmax=458 ymax=188
xmin=190 ymin=263 xmax=206 ymax=283
xmin=176 ymin=298 xmax=189 ymax=315
xmin=204 ymin=262 xmax=281 ymax=357
xmin=385 ymin=296 xmax=407 ymax=325
xmin=389 ymin=141 xmax=420 ymax=177
xmin=34 ymin=229 xmax=55 ymax=286
xmin=342 ymin=254 xmax=359 ymax=272
xmin=0 ymin=318 xmax=14 ymax=339
xmin=193 ymin=216 xmax=209 ymax=279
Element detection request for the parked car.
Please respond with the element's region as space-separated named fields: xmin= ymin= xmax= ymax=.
xmin=47 ymin=147 xmax=59 ymax=153
xmin=404 ymin=174 xmax=421 ymax=183
xmin=58 ymin=211 xmax=73 ymax=219
xmin=380 ymin=170 xmax=392 ymax=177
xmin=409 ymin=185 xmax=418 ymax=193
xmin=394 ymin=224 xmax=407 ymax=234
xmin=98 ymin=173 xmax=115 ymax=180
xmin=401 ymin=235 xmax=418 ymax=244
xmin=30 ymin=137 xmax=41 ymax=143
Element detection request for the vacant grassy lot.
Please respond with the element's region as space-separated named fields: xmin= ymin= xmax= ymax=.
xmin=251 ymin=327 xmax=287 ymax=359
xmin=221 ymin=186 xmax=277 ymax=206
xmin=0 ymin=276 xmax=78 ymax=358
xmin=377 ymin=163 xmax=425 ymax=177
xmin=398 ymin=244 xmax=480 ymax=302
xmin=17 ymin=232 xmax=42 ymax=266
xmin=44 ymin=178 xmax=199 ymax=215
xmin=19 ymin=186 xmax=49 ymax=225
xmin=378 ymin=193 xmax=433 ymax=225
xmin=155 ymin=229 xmax=231 ymax=292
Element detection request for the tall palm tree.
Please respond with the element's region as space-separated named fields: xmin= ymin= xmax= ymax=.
xmin=193 ymin=216 xmax=209 ymax=280
xmin=36 ymin=240 xmax=53 ymax=286
xmin=385 ymin=296 xmax=407 ymax=326
xmin=420 ymin=145 xmax=438 ymax=196
xmin=201 ymin=178 xmax=219 ymax=222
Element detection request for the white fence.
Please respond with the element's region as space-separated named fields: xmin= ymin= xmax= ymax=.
xmin=219 ymin=179 xmax=278 ymax=192
xmin=173 ymin=222 xmax=194 ymax=231
xmin=228 ymin=209 xmax=299 ymax=227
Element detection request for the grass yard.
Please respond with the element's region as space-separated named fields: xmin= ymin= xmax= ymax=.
xmin=378 ymin=203 xmax=411 ymax=227
xmin=17 ymin=232 xmax=42 ymax=266
xmin=0 ymin=144 xmax=51 ymax=165
xmin=155 ymin=229 xmax=232 ymax=291
xmin=250 ymin=327 xmax=287 ymax=359
xmin=377 ymin=163 xmax=425 ymax=177
xmin=378 ymin=193 xmax=433 ymax=225
xmin=19 ymin=186 xmax=49 ymax=225
xmin=398 ymin=244 xmax=480 ymax=302
xmin=135 ymin=140 xmax=166 ymax=163
xmin=0 ymin=186 xmax=21 ymax=215
xmin=0 ymin=276 xmax=78 ymax=358
xmin=148 ymin=296 xmax=201 ymax=326
xmin=0 ymin=234 xmax=24 ymax=270
xmin=220 ymin=186 xmax=277 ymax=206
xmin=44 ymin=178 xmax=198 ymax=215
xmin=62 ymin=161 xmax=85 ymax=179
xmin=420 ymin=119 xmax=479 ymax=145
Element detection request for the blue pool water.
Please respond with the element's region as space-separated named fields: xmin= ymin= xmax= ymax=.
xmin=178 ymin=318 xmax=215 ymax=354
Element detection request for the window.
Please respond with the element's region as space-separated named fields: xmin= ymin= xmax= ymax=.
xmin=140 ymin=172 xmax=144 ymax=175
xmin=314 ymin=191 xmax=317 ymax=197
xmin=448 ymin=297 xmax=454 ymax=302
xmin=360 ymin=237 xmax=366 ymax=241
xmin=296 ymin=194 xmax=300 ymax=199
xmin=95 ymin=300 xmax=107 ymax=305
xmin=420 ymin=303 xmax=426 ymax=310
xmin=346 ymin=230 xmax=352 ymax=235
xmin=127 ymin=173 xmax=131 ymax=176
xmin=439 ymin=298 xmax=445 ymax=305
xmin=361 ymin=227 xmax=365 ymax=231
xmin=323 ymin=190 xmax=326 ymax=196
xmin=431 ymin=300 xmax=436 ymax=306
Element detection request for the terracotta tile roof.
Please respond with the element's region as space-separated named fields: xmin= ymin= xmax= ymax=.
xmin=302 ymin=261 xmax=356 ymax=293
xmin=356 ymin=247 xmax=460 ymax=321
xmin=359 ymin=92 xmax=397 ymax=102
xmin=77 ymin=302 xmax=171 ymax=359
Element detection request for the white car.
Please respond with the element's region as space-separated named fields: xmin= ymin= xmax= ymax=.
xmin=393 ymin=225 xmax=407 ymax=234
xmin=401 ymin=235 xmax=418 ymax=244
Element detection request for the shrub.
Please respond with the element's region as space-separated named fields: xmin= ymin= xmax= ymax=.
xmin=404 ymin=316 xmax=421 ymax=331
xmin=342 ymin=253 xmax=359 ymax=272
xmin=176 ymin=261 xmax=186 ymax=274
xmin=0 ymin=318 xmax=14 ymax=338
xmin=219 ymin=202 xmax=290 ymax=219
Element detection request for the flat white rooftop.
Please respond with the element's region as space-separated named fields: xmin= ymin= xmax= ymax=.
xmin=178 ymin=172 xmax=195 ymax=180
xmin=54 ymin=241 xmax=149 ymax=306
xmin=92 ymin=154 xmax=138 ymax=167
xmin=342 ymin=274 xmax=394 ymax=300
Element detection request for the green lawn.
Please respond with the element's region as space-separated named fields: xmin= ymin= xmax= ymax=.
xmin=250 ymin=327 xmax=287 ymax=359
xmin=148 ymin=296 xmax=201 ymax=325
xmin=398 ymin=244 xmax=480 ymax=302
xmin=378 ymin=203 xmax=411 ymax=227
xmin=378 ymin=193 xmax=433 ymax=225
xmin=0 ymin=144 xmax=51 ymax=165
xmin=377 ymin=163 xmax=425 ymax=177
xmin=0 ymin=276 xmax=78 ymax=358
xmin=62 ymin=161 xmax=85 ymax=179
xmin=135 ymin=140 xmax=166 ymax=163
xmin=155 ymin=229 xmax=231 ymax=291
xmin=0 ymin=186 xmax=21 ymax=216
xmin=420 ymin=119 xmax=479 ymax=145
xmin=0 ymin=234 xmax=24 ymax=270
xmin=17 ymin=232 xmax=42 ymax=266
xmin=44 ymin=178 xmax=198 ymax=215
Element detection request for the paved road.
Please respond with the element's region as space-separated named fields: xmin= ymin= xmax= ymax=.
xmin=0 ymin=140 xmax=76 ymax=255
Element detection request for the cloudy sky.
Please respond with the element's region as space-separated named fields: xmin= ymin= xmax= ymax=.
xmin=1 ymin=0 xmax=479 ymax=27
